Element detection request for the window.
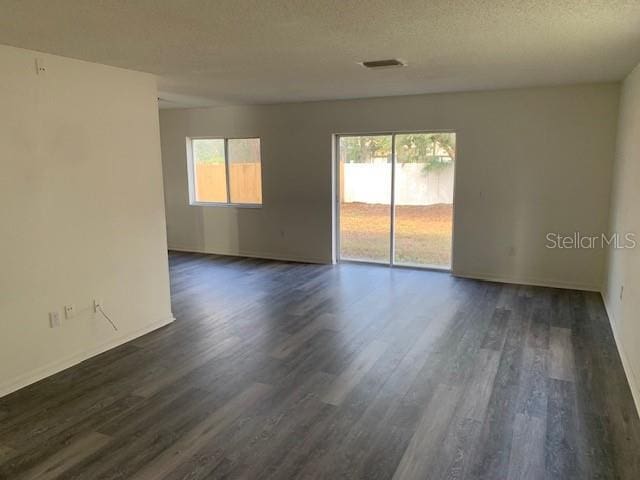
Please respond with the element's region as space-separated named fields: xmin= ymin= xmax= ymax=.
xmin=187 ymin=137 xmax=262 ymax=206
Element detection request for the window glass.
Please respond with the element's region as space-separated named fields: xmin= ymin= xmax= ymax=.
xmin=192 ymin=139 xmax=227 ymax=203
xmin=228 ymin=138 xmax=262 ymax=204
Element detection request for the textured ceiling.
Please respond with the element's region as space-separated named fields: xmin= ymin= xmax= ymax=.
xmin=1 ymin=0 xmax=639 ymax=108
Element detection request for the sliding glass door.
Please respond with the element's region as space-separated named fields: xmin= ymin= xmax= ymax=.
xmin=338 ymin=135 xmax=392 ymax=263
xmin=337 ymin=132 xmax=455 ymax=269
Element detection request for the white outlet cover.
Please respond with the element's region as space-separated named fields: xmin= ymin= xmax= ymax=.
xmin=64 ymin=304 xmax=75 ymax=319
xmin=35 ymin=58 xmax=46 ymax=75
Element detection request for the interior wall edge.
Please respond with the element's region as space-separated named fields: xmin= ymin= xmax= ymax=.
xmin=452 ymin=270 xmax=601 ymax=292
xmin=167 ymin=246 xmax=330 ymax=265
xmin=0 ymin=43 xmax=174 ymax=399
xmin=0 ymin=314 xmax=175 ymax=399
xmin=168 ymin=246 xmax=602 ymax=292
xmin=601 ymin=291 xmax=640 ymax=418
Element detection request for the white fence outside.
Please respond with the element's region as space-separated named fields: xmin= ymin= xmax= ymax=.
xmin=343 ymin=163 xmax=454 ymax=206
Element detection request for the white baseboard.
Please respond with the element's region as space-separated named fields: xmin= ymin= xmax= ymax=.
xmin=601 ymin=293 xmax=640 ymax=418
xmin=168 ymin=245 xmax=329 ymax=265
xmin=0 ymin=314 xmax=175 ymax=399
xmin=452 ymin=270 xmax=600 ymax=292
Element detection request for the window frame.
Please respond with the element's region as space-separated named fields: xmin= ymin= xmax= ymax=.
xmin=186 ymin=136 xmax=263 ymax=208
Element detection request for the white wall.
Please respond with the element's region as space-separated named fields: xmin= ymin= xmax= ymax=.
xmin=160 ymin=84 xmax=619 ymax=289
xmin=0 ymin=45 xmax=174 ymax=397
xmin=603 ymin=63 xmax=640 ymax=413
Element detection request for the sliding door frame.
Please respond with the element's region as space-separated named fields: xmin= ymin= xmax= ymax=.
xmin=333 ymin=130 xmax=457 ymax=272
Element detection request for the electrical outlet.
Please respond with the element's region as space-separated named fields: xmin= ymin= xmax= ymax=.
xmin=93 ymin=299 xmax=103 ymax=313
xmin=49 ymin=311 xmax=61 ymax=328
xmin=64 ymin=304 xmax=75 ymax=319
xmin=35 ymin=58 xmax=46 ymax=75
xmin=620 ymin=285 xmax=624 ymax=300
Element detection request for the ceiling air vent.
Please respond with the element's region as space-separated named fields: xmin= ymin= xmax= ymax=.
xmin=361 ymin=59 xmax=406 ymax=69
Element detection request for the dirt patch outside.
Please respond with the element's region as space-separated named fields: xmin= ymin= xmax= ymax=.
xmin=340 ymin=203 xmax=452 ymax=267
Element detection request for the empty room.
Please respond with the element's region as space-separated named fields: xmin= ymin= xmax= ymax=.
xmin=1 ymin=1 xmax=640 ymax=479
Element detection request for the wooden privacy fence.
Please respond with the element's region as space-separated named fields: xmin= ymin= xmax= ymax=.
xmin=195 ymin=163 xmax=262 ymax=204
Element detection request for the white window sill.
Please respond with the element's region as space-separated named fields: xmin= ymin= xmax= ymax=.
xmin=189 ymin=201 xmax=262 ymax=209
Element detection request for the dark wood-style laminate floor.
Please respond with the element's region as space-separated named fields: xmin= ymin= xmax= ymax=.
xmin=1 ymin=251 xmax=639 ymax=479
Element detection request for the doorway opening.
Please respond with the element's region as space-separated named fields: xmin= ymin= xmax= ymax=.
xmin=335 ymin=132 xmax=456 ymax=270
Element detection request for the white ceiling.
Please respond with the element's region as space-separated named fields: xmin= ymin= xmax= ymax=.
xmin=1 ymin=0 xmax=639 ymax=108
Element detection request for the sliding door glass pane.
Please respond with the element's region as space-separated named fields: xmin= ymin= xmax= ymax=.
xmin=339 ymin=135 xmax=392 ymax=263
xmin=192 ymin=138 xmax=227 ymax=202
xmin=393 ymin=133 xmax=455 ymax=268
xmin=228 ymin=138 xmax=262 ymax=204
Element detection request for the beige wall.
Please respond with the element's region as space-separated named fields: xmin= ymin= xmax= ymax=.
xmin=161 ymin=84 xmax=619 ymax=290
xmin=603 ymin=63 xmax=640 ymax=412
xmin=0 ymin=45 xmax=173 ymax=396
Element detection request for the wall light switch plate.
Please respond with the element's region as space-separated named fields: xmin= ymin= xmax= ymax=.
xmin=49 ymin=311 xmax=61 ymax=328
xmin=64 ymin=304 xmax=75 ymax=319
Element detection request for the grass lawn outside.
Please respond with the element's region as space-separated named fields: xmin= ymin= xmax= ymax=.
xmin=339 ymin=202 xmax=453 ymax=268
